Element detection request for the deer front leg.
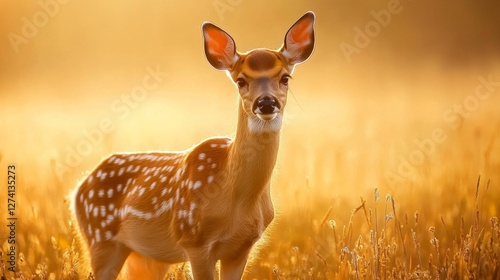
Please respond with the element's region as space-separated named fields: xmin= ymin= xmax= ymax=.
xmin=186 ymin=248 xmax=217 ymax=280
xmin=126 ymin=252 xmax=170 ymax=280
xmin=220 ymin=250 xmax=250 ymax=280
xmin=90 ymin=241 xmax=131 ymax=280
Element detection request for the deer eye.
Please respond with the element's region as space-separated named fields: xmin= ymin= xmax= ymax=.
xmin=280 ymin=75 xmax=291 ymax=86
xmin=236 ymin=78 xmax=247 ymax=88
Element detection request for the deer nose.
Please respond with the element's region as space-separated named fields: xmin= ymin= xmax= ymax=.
xmin=253 ymin=96 xmax=279 ymax=115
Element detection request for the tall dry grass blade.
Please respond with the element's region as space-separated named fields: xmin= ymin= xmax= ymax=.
xmin=441 ymin=216 xmax=451 ymax=242
xmin=315 ymin=251 xmax=328 ymax=272
xmin=412 ymin=229 xmax=422 ymax=270
xmin=320 ymin=207 xmax=333 ymax=228
xmin=391 ymin=196 xmax=408 ymax=274
xmin=413 ymin=211 xmax=423 ymax=270
xmin=351 ymin=249 xmax=359 ymax=280
xmin=374 ymin=188 xmax=380 ymax=280
xmin=480 ymin=179 xmax=491 ymax=225
xmin=328 ymin=219 xmax=339 ymax=253
xmin=474 ymin=175 xmax=481 ymax=210
xmin=470 ymin=175 xmax=484 ymax=277
xmin=361 ymin=197 xmax=371 ymax=228
xmin=19 ymin=253 xmax=36 ymax=276
xmin=483 ymin=133 xmax=496 ymax=173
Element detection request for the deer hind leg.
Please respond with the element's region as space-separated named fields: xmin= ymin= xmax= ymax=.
xmin=89 ymin=241 xmax=130 ymax=280
xmin=126 ymin=252 xmax=170 ymax=280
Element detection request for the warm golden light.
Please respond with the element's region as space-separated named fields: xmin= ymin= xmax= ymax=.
xmin=1 ymin=1 xmax=499 ymax=278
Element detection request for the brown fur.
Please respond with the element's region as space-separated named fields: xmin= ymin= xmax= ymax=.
xmin=245 ymin=50 xmax=278 ymax=71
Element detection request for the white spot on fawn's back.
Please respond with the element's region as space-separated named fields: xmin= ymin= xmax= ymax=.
xmin=95 ymin=229 xmax=101 ymax=242
xmin=133 ymin=186 xmax=141 ymax=194
xmin=106 ymin=215 xmax=114 ymax=225
xmin=193 ymin=180 xmax=202 ymax=189
xmin=138 ymin=188 xmax=145 ymax=197
xmin=105 ymin=231 xmax=113 ymax=240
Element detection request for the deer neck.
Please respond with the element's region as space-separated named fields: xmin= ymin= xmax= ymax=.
xmin=227 ymin=100 xmax=281 ymax=206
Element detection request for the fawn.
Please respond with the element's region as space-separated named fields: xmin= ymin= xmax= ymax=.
xmin=72 ymin=11 xmax=315 ymax=280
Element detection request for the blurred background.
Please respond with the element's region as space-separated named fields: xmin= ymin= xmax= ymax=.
xmin=1 ymin=0 xmax=500 ymax=278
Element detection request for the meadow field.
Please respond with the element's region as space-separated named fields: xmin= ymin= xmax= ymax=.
xmin=1 ymin=1 xmax=500 ymax=279
xmin=1 ymin=68 xmax=499 ymax=279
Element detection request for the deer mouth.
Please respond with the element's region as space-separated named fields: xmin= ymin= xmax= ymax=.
xmin=255 ymin=112 xmax=278 ymax=121
xmin=253 ymin=96 xmax=280 ymax=120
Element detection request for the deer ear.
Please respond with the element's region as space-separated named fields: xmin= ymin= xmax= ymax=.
xmin=202 ymin=22 xmax=239 ymax=70
xmin=280 ymin=11 xmax=315 ymax=65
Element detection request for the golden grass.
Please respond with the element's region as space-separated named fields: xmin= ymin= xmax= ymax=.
xmin=1 ymin=68 xmax=499 ymax=279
